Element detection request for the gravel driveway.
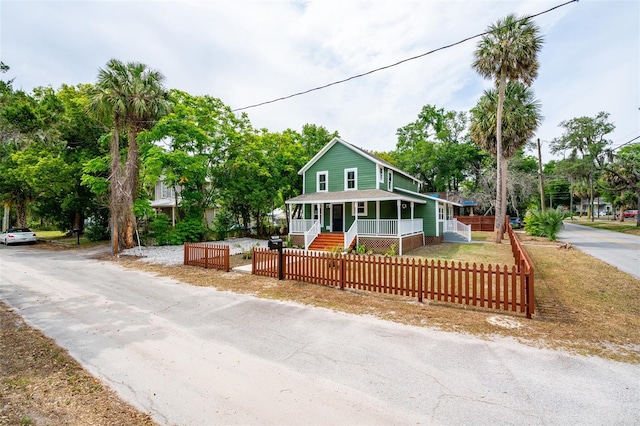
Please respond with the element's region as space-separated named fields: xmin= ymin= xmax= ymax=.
xmin=120 ymin=237 xmax=268 ymax=266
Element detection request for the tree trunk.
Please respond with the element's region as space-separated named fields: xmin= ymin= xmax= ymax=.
xmin=16 ymin=198 xmax=27 ymax=228
xmin=73 ymin=210 xmax=84 ymax=231
xmin=121 ymin=127 xmax=141 ymax=249
xmin=493 ymin=71 xmax=506 ymax=243
xmin=499 ymin=155 xmax=508 ymax=238
xmin=109 ymin=124 xmax=123 ymax=254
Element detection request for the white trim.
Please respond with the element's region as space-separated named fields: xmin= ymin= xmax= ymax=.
xmin=387 ymin=170 xmax=393 ymax=192
xmin=394 ymin=187 xmax=462 ymax=207
xmin=352 ymin=201 xmax=368 ymax=217
xmin=378 ymin=165 xmax=384 ymax=184
xmin=344 ymin=167 xmax=358 ymax=191
xmin=316 ymin=171 xmax=328 ymax=192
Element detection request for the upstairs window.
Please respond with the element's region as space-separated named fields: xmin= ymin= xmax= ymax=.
xmin=387 ymin=170 xmax=393 ymax=191
xmin=160 ymin=183 xmax=174 ymax=199
xmin=316 ymin=171 xmax=328 ymax=192
xmin=378 ymin=166 xmax=384 ymax=183
xmin=345 ymin=168 xmax=357 ymax=191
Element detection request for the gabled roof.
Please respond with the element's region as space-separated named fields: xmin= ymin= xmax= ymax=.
xmin=298 ymin=137 xmax=421 ymax=185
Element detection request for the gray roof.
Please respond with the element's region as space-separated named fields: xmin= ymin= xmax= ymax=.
xmin=285 ymin=189 xmax=426 ymax=205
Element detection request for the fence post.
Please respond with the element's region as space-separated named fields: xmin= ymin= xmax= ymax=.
xmin=184 ymin=243 xmax=188 ymax=265
xmin=340 ymin=255 xmax=346 ymax=290
xmin=417 ymin=259 xmax=423 ymax=303
xmin=252 ymin=248 xmax=256 ymax=275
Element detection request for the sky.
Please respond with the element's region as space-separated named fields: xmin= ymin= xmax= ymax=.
xmin=1 ymin=0 xmax=638 ymax=163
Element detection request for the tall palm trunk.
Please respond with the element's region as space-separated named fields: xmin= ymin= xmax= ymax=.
xmin=109 ymin=124 xmax=123 ymax=254
xmin=494 ymin=71 xmax=506 ymax=243
xmin=121 ymin=127 xmax=141 ymax=249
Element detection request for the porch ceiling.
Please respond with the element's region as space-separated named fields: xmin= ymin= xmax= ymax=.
xmin=285 ymin=189 xmax=426 ymax=205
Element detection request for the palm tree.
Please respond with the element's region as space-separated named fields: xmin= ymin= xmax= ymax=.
xmin=470 ymin=81 xmax=542 ymax=218
xmin=472 ymin=14 xmax=543 ymax=243
xmin=89 ymin=59 xmax=169 ymax=252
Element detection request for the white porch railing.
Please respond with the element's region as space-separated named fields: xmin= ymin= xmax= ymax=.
xmin=399 ymin=219 xmax=423 ymax=236
xmin=304 ymin=220 xmax=321 ymax=249
xmin=357 ymin=219 xmax=422 ymax=236
xmin=291 ymin=219 xmax=315 ymax=233
xmin=344 ymin=221 xmax=357 ymax=249
xmin=444 ymin=219 xmax=471 ymax=242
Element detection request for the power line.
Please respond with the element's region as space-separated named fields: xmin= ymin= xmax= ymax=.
xmin=231 ymin=0 xmax=579 ymax=112
xmin=611 ymin=134 xmax=640 ymax=151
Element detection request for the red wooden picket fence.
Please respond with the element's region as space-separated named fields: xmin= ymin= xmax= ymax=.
xmin=506 ymin=223 xmax=535 ymax=316
xmin=184 ymin=243 xmax=230 ymax=272
xmin=454 ymin=215 xmax=512 ymax=232
xmin=253 ymin=244 xmax=535 ymax=318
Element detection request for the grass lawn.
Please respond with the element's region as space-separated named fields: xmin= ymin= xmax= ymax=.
xmin=33 ymin=229 xmax=101 ymax=246
xmin=565 ymin=216 xmax=640 ymax=236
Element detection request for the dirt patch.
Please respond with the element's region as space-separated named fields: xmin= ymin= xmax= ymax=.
xmin=0 ymin=303 xmax=156 ymax=426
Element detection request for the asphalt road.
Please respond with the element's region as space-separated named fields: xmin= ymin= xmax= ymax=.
xmin=558 ymin=221 xmax=640 ymax=279
xmin=1 ymin=245 xmax=639 ymax=425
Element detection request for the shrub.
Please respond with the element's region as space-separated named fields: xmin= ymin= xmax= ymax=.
xmin=524 ymin=207 xmax=566 ymax=241
xmin=85 ymin=220 xmax=110 ymax=242
xmin=149 ymin=214 xmax=207 ymax=246
xmin=212 ymin=209 xmax=233 ymax=241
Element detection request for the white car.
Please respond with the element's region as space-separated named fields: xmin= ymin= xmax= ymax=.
xmin=0 ymin=227 xmax=37 ymax=245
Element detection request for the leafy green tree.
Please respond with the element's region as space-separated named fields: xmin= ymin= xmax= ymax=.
xmin=299 ymin=124 xmax=339 ymax=158
xmin=394 ymin=104 xmax=484 ymax=192
xmin=470 ymin=81 xmax=542 ymax=227
xmin=472 ymin=13 xmax=543 ymax=243
xmin=550 ymin=112 xmax=614 ymax=222
xmin=89 ymin=59 xmax=170 ymax=252
xmin=600 ymin=143 xmax=640 ymax=226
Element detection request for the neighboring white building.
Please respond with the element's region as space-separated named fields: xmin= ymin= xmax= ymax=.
xmin=150 ymin=180 xmax=217 ymax=227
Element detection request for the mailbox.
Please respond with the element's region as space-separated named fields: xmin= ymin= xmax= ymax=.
xmin=268 ymin=236 xmax=284 ymax=280
xmin=268 ymin=237 xmax=283 ymax=250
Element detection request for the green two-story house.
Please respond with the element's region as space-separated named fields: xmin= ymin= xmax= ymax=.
xmin=285 ymin=137 xmax=470 ymax=255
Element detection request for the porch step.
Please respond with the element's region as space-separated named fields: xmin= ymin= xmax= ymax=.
xmin=443 ymin=232 xmax=469 ymax=243
xmin=308 ymin=233 xmax=345 ymax=251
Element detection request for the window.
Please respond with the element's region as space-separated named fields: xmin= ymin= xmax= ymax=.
xmin=387 ymin=170 xmax=393 ymax=191
xmin=344 ymin=168 xmax=357 ymax=190
xmin=160 ymin=183 xmax=174 ymax=199
xmin=316 ymin=171 xmax=328 ymax=192
xmin=438 ymin=205 xmax=445 ymax=221
xmin=378 ymin=166 xmax=384 ymax=183
xmin=352 ymin=201 xmax=368 ymax=216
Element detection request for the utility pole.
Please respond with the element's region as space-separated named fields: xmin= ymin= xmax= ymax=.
xmin=537 ymin=138 xmax=546 ymax=212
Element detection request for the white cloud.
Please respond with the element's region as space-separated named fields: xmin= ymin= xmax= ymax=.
xmin=1 ymin=0 xmax=637 ymax=160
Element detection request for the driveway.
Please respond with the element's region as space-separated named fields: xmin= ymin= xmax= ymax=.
xmin=1 ymin=245 xmax=638 ymax=425
xmin=558 ymin=221 xmax=640 ymax=279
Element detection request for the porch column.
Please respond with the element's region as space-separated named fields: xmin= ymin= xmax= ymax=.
xmin=289 ymin=204 xmax=293 ymax=234
xmin=376 ymin=200 xmax=380 ymax=234
xmin=411 ymin=202 xmax=415 ymax=233
xmin=435 ymin=201 xmax=439 ymax=237
xmin=397 ymin=199 xmax=402 ymax=255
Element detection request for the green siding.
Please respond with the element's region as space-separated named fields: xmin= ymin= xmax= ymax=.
xmin=420 ymin=200 xmax=437 ymax=236
xmin=392 ymin=172 xmax=419 ymax=192
xmin=304 ymin=143 xmax=377 ymax=193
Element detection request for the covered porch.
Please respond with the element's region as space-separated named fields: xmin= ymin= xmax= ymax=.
xmin=286 ymin=189 xmax=426 ymax=255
